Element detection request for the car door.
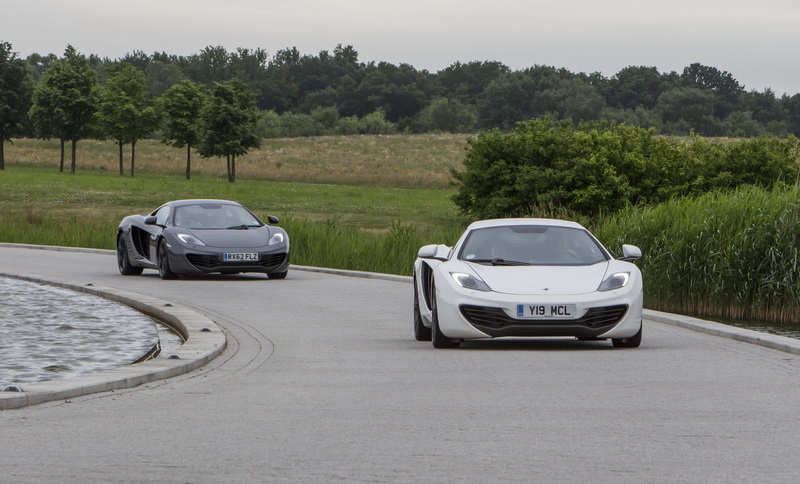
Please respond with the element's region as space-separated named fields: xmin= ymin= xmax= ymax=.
xmin=146 ymin=205 xmax=171 ymax=263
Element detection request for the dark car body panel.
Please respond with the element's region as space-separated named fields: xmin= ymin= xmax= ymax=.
xmin=117 ymin=199 xmax=290 ymax=278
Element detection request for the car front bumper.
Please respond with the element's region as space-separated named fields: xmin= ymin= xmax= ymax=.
xmin=433 ymin=275 xmax=643 ymax=340
xmin=165 ymin=240 xmax=290 ymax=275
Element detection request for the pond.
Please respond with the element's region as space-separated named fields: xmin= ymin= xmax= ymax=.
xmin=0 ymin=276 xmax=181 ymax=388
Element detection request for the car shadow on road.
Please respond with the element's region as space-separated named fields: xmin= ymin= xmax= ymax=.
xmin=406 ymin=338 xmax=624 ymax=351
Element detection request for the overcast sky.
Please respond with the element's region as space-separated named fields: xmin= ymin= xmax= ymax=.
xmin=3 ymin=0 xmax=799 ymax=95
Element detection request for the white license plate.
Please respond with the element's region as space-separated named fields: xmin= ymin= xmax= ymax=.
xmin=517 ymin=304 xmax=577 ymax=319
xmin=223 ymin=252 xmax=259 ymax=262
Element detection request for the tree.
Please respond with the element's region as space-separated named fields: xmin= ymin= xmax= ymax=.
xmin=160 ymin=79 xmax=207 ymax=179
xmin=477 ymin=66 xmax=577 ymax=129
xmin=28 ymin=45 xmax=97 ymax=174
xmin=437 ymin=61 xmax=509 ymax=106
xmin=95 ymin=63 xmax=160 ymax=176
xmin=414 ymin=97 xmax=477 ymax=133
xmin=680 ymin=63 xmax=743 ymax=119
xmin=197 ymin=79 xmax=261 ymax=182
xmin=354 ymin=62 xmax=438 ymax=124
xmin=655 ymin=87 xmax=718 ymax=135
xmin=145 ymin=60 xmax=186 ymax=97
xmin=0 ymin=41 xmax=34 ymax=170
xmin=604 ymin=66 xmax=665 ymax=110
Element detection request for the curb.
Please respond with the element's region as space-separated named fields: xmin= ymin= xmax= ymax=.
xmin=644 ymin=309 xmax=800 ymax=355
xmin=0 ymin=272 xmax=226 ymax=410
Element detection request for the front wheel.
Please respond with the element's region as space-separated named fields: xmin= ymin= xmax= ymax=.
xmin=268 ymin=271 xmax=288 ymax=280
xmin=158 ymin=239 xmax=177 ymax=280
xmin=117 ymin=236 xmax=143 ymax=275
xmin=430 ymin=282 xmax=459 ymax=349
xmin=612 ymin=323 xmax=642 ymax=348
xmin=413 ymin=276 xmax=431 ymax=341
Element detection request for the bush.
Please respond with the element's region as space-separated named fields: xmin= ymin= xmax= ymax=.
xmin=452 ymin=118 xmax=800 ymax=218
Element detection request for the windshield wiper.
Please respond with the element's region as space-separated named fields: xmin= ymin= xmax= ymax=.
xmin=468 ymin=258 xmax=531 ymax=266
xmin=226 ymin=224 xmax=261 ymax=230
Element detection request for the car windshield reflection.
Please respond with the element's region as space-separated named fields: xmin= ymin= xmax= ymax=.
xmin=174 ymin=204 xmax=263 ymax=230
xmin=459 ymin=225 xmax=609 ymax=265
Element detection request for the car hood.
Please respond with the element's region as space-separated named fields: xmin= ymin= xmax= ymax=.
xmin=468 ymin=262 xmax=610 ymax=295
xmin=189 ymin=227 xmax=272 ymax=248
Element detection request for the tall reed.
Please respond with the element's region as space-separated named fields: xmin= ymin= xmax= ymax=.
xmin=597 ymin=185 xmax=800 ymax=323
xmin=279 ymin=216 xmax=463 ymax=276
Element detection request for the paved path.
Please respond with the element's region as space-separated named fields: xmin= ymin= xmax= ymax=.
xmin=1 ymin=246 xmax=799 ymax=483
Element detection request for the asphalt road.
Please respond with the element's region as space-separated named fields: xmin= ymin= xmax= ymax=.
xmin=1 ymin=246 xmax=799 ymax=483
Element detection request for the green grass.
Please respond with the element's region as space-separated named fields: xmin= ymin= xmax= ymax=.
xmin=0 ymin=165 xmax=464 ymax=231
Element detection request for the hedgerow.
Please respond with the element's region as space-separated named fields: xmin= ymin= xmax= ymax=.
xmin=452 ymin=119 xmax=800 ymax=218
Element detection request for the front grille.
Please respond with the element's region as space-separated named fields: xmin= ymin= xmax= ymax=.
xmin=186 ymin=253 xmax=288 ymax=271
xmin=460 ymin=304 xmax=629 ymax=337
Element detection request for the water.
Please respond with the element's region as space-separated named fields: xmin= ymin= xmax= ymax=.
xmin=0 ymin=277 xmax=175 ymax=387
xmin=710 ymin=316 xmax=800 ymax=340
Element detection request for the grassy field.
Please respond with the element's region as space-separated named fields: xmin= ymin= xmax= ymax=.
xmin=2 ymin=135 xmax=471 ymax=227
xmin=7 ymin=134 xmax=469 ymax=189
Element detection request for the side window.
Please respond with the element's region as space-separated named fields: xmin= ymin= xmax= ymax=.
xmin=155 ymin=206 xmax=171 ymax=226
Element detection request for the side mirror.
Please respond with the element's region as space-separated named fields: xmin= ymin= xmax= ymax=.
xmin=418 ymin=244 xmax=450 ymax=261
xmin=267 ymin=215 xmax=280 ymax=225
xmin=144 ymin=216 xmax=158 ymax=225
xmin=620 ymin=244 xmax=642 ymax=261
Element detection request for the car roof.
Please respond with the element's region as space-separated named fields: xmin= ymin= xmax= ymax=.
xmin=167 ymin=199 xmax=243 ymax=207
xmin=466 ymin=218 xmax=586 ymax=231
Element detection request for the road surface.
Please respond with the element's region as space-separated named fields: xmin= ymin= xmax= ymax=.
xmin=1 ymin=246 xmax=799 ymax=483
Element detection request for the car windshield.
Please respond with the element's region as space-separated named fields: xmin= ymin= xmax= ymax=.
xmin=458 ymin=225 xmax=609 ymax=266
xmin=173 ymin=204 xmax=262 ymax=230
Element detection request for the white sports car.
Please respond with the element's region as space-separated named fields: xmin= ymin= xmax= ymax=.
xmin=413 ymin=218 xmax=643 ymax=348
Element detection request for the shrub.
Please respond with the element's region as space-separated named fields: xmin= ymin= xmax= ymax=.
xmin=452 ymin=118 xmax=800 ymax=218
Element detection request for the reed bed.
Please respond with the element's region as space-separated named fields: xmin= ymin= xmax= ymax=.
xmin=597 ymin=185 xmax=800 ymax=324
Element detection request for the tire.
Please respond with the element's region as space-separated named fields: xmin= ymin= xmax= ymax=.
xmin=430 ymin=282 xmax=459 ymax=349
xmin=413 ymin=276 xmax=431 ymax=341
xmin=117 ymin=236 xmax=143 ymax=276
xmin=612 ymin=323 xmax=642 ymax=348
xmin=158 ymin=239 xmax=177 ymax=280
xmin=268 ymin=271 xmax=288 ymax=280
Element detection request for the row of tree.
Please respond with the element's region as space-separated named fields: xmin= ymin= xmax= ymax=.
xmin=3 ymin=40 xmax=800 ymax=175
xmin=1 ymin=43 xmax=259 ymax=180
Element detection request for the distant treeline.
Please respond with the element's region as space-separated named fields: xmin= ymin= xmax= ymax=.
xmin=11 ymin=43 xmax=800 ymax=137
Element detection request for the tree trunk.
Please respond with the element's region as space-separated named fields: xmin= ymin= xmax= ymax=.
xmin=59 ymin=139 xmax=65 ymax=173
xmin=230 ymin=154 xmax=236 ymax=183
xmin=0 ymin=138 xmax=5 ymax=170
xmin=118 ymin=141 xmax=124 ymax=175
xmin=185 ymin=144 xmax=191 ymax=180
xmin=226 ymin=155 xmax=232 ymax=182
xmin=70 ymin=140 xmax=77 ymax=174
xmin=130 ymin=140 xmax=136 ymax=178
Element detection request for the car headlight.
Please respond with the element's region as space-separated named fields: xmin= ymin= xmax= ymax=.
xmin=598 ymin=272 xmax=630 ymax=292
xmin=450 ymin=272 xmax=492 ymax=292
xmin=176 ymin=232 xmax=206 ymax=246
xmin=268 ymin=232 xmax=285 ymax=246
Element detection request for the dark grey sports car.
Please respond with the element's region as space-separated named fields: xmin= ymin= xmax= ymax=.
xmin=116 ymin=199 xmax=290 ymax=280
